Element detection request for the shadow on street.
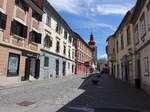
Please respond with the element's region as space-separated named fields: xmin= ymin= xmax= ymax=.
xmin=56 ymin=73 xmax=150 ymax=112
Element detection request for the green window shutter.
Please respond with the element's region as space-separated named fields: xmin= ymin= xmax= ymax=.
xmin=44 ymin=56 xmax=49 ymax=67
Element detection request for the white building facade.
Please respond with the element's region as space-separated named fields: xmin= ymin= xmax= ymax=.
xmin=39 ymin=1 xmax=75 ymax=79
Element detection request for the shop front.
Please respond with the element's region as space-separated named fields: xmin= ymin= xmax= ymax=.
xmin=22 ymin=50 xmax=40 ymax=81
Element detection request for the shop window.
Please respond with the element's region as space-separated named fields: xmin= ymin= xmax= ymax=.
xmin=7 ymin=53 xmax=20 ymax=77
xmin=11 ymin=20 xmax=28 ymax=38
xmin=15 ymin=0 xmax=28 ymax=11
xmin=31 ymin=30 xmax=42 ymax=44
xmin=144 ymin=57 xmax=149 ymax=76
xmin=0 ymin=12 xmax=7 ymax=30
xmin=44 ymin=35 xmax=52 ymax=48
xmin=44 ymin=56 xmax=49 ymax=67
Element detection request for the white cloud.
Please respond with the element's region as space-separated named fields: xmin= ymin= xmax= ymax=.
xmin=96 ymin=4 xmax=133 ymax=15
xmin=78 ymin=22 xmax=116 ymax=31
xmin=94 ymin=23 xmax=116 ymax=31
xmin=48 ymin=0 xmax=134 ymax=16
xmin=99 ymin=54 xmax=107 ymax=59
xmin=48 ymin=0 xmax=91 ymax=15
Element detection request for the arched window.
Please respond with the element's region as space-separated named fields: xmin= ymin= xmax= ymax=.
xmin=44 ymin=35 xmax=52 ymax=48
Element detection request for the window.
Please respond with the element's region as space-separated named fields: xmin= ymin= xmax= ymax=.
xmin=11 ymin=20 xmax=28 ymax=38
xmin=68 ymin=62 xmax=70 ymax=69
xmin=69 ymin=36 xmax=72 ymax=43
xmin=147 ymin=2 xmax=150 ymax=29
xmin=32 ymin=10 xmax=42 ymax=21
xmin=15 ymin=0 xmax=28 ymax=11
xmin=127 ymin=27 xmax=131 ymax=45
xmin=63 ymin=45 xmax=66 ymax=55
xmin=68 ymin=48 xmax=71 ymax=58
xmin=140 ymin=13 xmax=146 ymax=38
xmin=116 ymin=40 xmax=119 ymax=53
xmin=134 ymin=24 xmax=139 ymax=44
xmin=56 ymin=41 xmax=60 ymax=53
xmin=31 ymin=30 xmax=42 ymax=44
xmin=56 ymin=23 xmax=62 ymax=34
xmin=7 ymin=53 xmax=20 ymax=76
xmin=72 ymin=65 xmax=74 ymax=73
xmin=72 ymin=50 xmax=75 ymax=59
xmin=121 ymin=35 xmax=124 ymax=50
xmin=73 ymin=37 xmax=76 ymax=46
xmin=144 ymin=57 xmax=149 ymax=76
xmin=46 ymin=15 xmax=51 ymax=27
xmin=117 ymin=64 xmax=120 ymax=78
xmin=64 ymin=30 xmax=68 ymax=39
xmin=44 ymin=35 xmax=52 ymax=48
xmin=0 ymin=12 xmax=7 ymax=30
xmin=44 ymin=56 xmax=49 ymax=67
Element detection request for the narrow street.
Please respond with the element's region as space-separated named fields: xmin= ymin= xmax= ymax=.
xmin=0 ymin=74 xmax=150 ymax=112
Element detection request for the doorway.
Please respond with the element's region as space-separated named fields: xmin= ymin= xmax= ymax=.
xmin=56 ymin=60 xmax=59 ymax=77
xmin=63 ymin=61 xmax=66 ymax=76
xmin=25 ymin=58 xmax=40 ymax=80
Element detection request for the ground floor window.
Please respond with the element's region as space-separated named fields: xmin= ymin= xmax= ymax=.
xmin=7 ymin=53 xmax=20 ymax=77
xmin=128 ymin=61 xmax=133 ymax=77
xmin=143 ymin=57 xmax=149 ymax=76
xmin=44 ymin=56 xmax=49 ymax=67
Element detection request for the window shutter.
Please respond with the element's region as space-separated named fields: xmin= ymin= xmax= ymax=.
xmin=0 ymin=13 xmax=7 ymax=29
xmin=11 ymin=20 xmax=17 ymax=35
xmin=23 ymin=26 xmax=28 ymax=38
xmin=36 ymin=33 xmax=42 ymax=44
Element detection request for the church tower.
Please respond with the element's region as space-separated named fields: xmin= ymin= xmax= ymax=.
xmin=88 ymin=33 xmax=97 ymax=70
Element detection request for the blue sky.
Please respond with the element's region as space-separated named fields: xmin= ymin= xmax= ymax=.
xmin=48 ymin=0 xmax=136 ymax=59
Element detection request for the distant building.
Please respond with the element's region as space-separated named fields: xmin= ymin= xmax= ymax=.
xmin=88 ymin=33 xmax=97 ymax=71
xmin=74 ymin=33 xmax=93 ymax=75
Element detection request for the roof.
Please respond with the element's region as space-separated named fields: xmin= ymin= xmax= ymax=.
xmin=43 ymin=0 xmax=75 ymax=37
xmin=74 ymin=32 xmax=92 ymax=50
xmin=106 ymin=34 xmax=115 ymax=42
xmin=114 ymin=8 xmax=134 ymax=37
xmin=130 ymin=0 xmax=147 ymax=24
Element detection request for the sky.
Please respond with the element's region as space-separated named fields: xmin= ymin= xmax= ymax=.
xmin=48 ymin=0 xmax=136 ymax=59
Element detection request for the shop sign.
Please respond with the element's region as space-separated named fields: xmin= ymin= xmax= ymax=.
xmin=22 ymin=50 xmax=37 ymax=58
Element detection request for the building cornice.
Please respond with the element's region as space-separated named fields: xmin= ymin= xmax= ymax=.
xmin=41 ymin=48 xmax=75 ymax=62
xmin=0 ymin=42 xmax=40 ymax=54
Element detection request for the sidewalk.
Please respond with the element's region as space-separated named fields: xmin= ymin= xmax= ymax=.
xmin=57 ymin=74 xmax=150 ymax=112
xmin=0 ymin=74 xmax=79 ymax=90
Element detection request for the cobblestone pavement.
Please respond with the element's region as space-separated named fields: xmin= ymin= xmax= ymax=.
xmin=0 ymin=74 xmax=150 ymax=112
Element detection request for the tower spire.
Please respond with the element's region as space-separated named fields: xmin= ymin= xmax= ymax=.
xmin=88 ymin=33 xmax=95 ymax=45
